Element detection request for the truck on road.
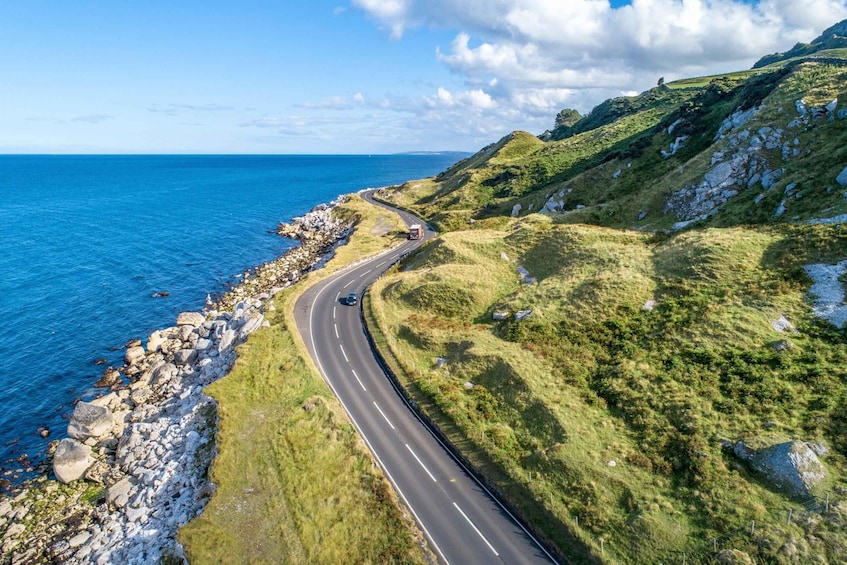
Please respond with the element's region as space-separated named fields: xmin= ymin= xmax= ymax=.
xmin=408 ymin=224 xmax=423 ymax=240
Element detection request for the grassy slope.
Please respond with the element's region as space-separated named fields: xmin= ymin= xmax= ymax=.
xmin=378 ymin=62 xmax=847 ymax=235
xmin=368 ymin=219 xmax=847 ymax=563
xmin=367 ymin=61 xmax=847 ymax=562
xmin=178 ymin=196 xmax=429 ymax=564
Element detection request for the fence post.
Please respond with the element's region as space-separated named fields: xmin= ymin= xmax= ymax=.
xmin=787 ymin=509 xmax=792 ymax=523
xmin=713 ymin=538 xmax=717 ymax=552
xmin=751 ymin=521 xmax=755 ymax=536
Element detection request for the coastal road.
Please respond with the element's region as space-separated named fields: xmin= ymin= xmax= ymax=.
xmin=294 ymin=191 xmax=557 ymax=564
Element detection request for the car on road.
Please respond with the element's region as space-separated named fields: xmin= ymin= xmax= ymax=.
xmin=345 ymin=291 xmax=358 ymax=305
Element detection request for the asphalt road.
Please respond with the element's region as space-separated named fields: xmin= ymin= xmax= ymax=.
xmin=294 ymin=192 xmax=557 ymax=564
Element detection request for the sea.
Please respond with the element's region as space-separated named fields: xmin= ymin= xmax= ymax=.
xmin=0 ymin=154 xmax=462 ymax=480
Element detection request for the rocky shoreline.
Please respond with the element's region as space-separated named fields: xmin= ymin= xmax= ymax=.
xmin=0 ymin=199 xmax=355 ymax=564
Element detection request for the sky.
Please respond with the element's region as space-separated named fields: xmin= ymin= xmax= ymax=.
xmin=1 ymin=0 xmax=845 ymax=154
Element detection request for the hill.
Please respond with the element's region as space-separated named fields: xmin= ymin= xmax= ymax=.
xmin=371 ymin=20 xmax=847 ymax=563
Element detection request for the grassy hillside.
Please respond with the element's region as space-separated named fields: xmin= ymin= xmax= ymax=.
xmin=369 ymin=23 xmax=847 ymax=564
xmin=377 ymin=61 xmax=847 ymax=234
xmin=368 ymin=219 xmax=847 ymax=563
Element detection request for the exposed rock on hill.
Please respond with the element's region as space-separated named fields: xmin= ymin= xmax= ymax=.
xmin=733 ymin=441 xmax=828 ymax=498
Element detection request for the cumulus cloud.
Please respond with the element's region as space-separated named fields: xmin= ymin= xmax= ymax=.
xmin=354 ymin=0 xmax=847 ymax=127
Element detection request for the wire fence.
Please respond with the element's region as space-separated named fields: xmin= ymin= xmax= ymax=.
xmin=659 ymin=491 xmax=841 ymax=563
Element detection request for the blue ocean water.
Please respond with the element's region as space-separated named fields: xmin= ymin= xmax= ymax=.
xmin=0 ymin=154 xmax=461 ymax=474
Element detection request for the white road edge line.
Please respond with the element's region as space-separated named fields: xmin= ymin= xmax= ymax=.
xmin=453 ymin=502 xmax=499 ymax=557
xmin=343 ymin=279 xmax=355 ymax=289
xmin=373 ymin=402 xmax=395 ymax=430
xmin=307 ymin=279 xmax=450 ymax=565
xmin=334 ymin=324 xmax=339 ymax=339
xmin=352 ymin=369 xmax=367 ymax=391
xmin=405 ymin=444 xmax=437 ymax=483
xmin=339 ymin=344 xmax=349 ymax=362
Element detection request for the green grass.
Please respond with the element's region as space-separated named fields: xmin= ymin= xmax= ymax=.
xmin=666 ymin=69 xmax=763 ymax=89
xmin=178 ymin=196 xmax=428 ymax=564
xmin=367 ymin=219 xmax=847 ymax=564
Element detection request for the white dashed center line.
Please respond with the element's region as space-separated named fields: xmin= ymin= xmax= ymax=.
xmin=453 ymin=503 xmax=499 ymax=556
xmin=339 ymin=344 xmax=349 ymax=362
xmin=351 ymin=369 xmax=366 ymax=391
xmin=405 ymin=444 xmax=437 ymax=483
xmin=373 ymin=402 xmax=395 ymax=430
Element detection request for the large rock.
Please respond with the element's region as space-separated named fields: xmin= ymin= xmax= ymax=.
xmin=836 ymin=166 xmax=847 ymax=187
xmin=176 ymin=312 xmax=205 ymax=327
xmin=734 ymin=440 xmax=826 ymax=498
xmin=106 ymin=477 xmax=134 ymax=508
xmin=150 ymin=362 xmax=179 ymax=388
xmin=174 ymin=348 xmax=197 ymax=367
xmin=53 ymin=438 xmax=94 ymax=483
xmin=67 ymin=401 xmax=114 ymax=440
xmin=124 ymin=346 xmax=145 ymax=366
xmin=147 ymin=330 xmax=165 ymax=353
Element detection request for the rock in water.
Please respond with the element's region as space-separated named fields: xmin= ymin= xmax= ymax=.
xmin=53 ymin=438 xmax=94 ymax=483
xmin=94 ymin=367 xmax=122 ymax=388
xmin=67 ymin=401 xmax=114 ymax=440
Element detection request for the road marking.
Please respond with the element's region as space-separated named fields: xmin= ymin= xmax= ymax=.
xmin=453 ymin=503 xmax=499 ymax=557
xmin=405 ymin=444 xmax=437 ymax=483
xmin=307 ymin=279 xmax=450 ymax=565
xmin=343 ymin=279 xmax=355 ymax=289
xmin=373 ymin=402 xmax=395 ymax=430
xmin=376 ymin=261 xmax=386 ymax=268
xmin=340 ymin=344 xmax=349 ymax=362
xmin=335 ymin=292 xmax=340 ymax=301
xmin=333 ymin=306 xmax=336 ymax=319
xmin=334 ymin=324 xmax=339 ymax=339
xmin=351 ymin=369 xmax=366 ymax=391
xmin=359 ymin=268 xmax=373 ymax=278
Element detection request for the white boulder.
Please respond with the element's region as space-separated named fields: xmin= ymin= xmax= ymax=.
xmin=53 ymin=438 xmax=95 ymax=483
xmin=176 ymin=312 xmax=205 ymax=327
xmin=67 ymin=401 xmax=114 ymax=440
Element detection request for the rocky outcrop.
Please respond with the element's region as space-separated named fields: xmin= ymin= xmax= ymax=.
xmin=664 ymin=96 xmax=837 ymax=227
xmin=52 ymin=439 xmax=94 ymax=484
xmin=804 ymin=260 xmax=847 ymax=328
xmin=733 ymin=440 xmax=827 ymax=498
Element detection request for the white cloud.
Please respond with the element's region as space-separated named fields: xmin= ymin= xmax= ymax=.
xmin=354 ymin=0 xmax=847 ymax=125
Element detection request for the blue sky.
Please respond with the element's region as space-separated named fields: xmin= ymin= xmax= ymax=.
xmin=1 ymin=0 xmax=844 ymax=154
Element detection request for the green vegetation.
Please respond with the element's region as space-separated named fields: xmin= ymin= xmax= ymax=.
xmin=753 ymin=20 xmax=847 ymax=68
xmin=367 ymin=27 xmax=847 ymax=561
xmin=179 ymin=196 xmax=427 ymax=564
xmin=368 ymin=220 xmax=847 ymax=563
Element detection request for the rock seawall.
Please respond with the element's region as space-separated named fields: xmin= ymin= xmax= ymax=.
xmin=0 ymin=199 xmax=355 ymax=564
